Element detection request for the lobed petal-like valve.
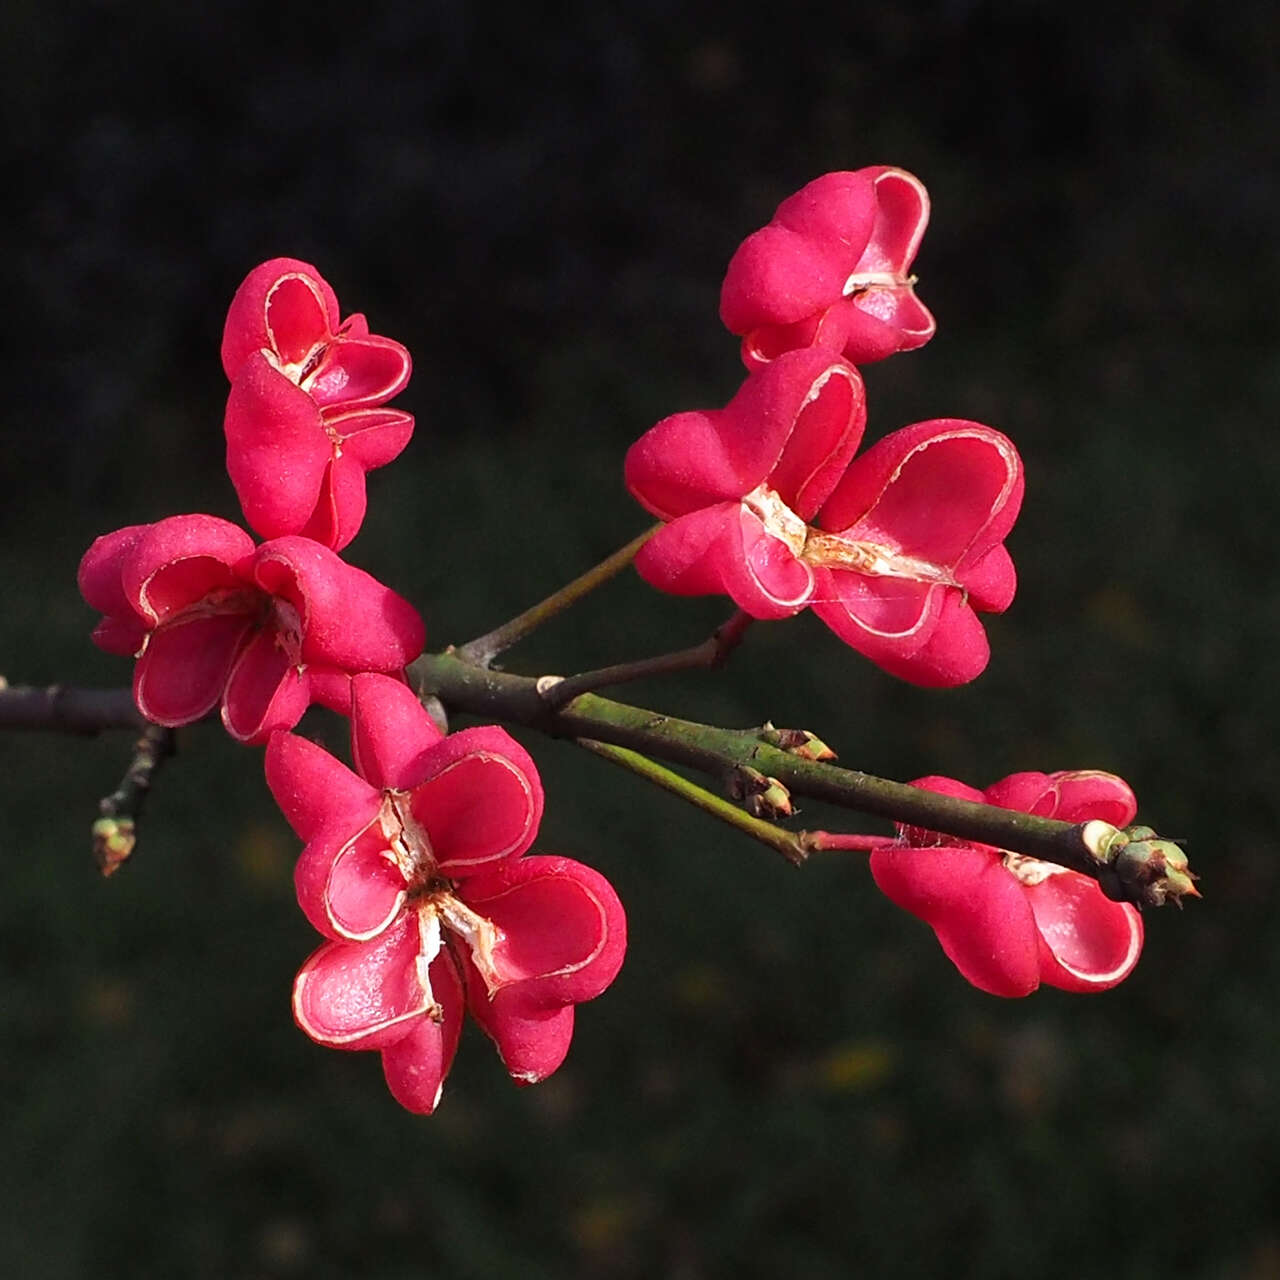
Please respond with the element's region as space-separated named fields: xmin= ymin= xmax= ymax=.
xmin=457 ymin=855 xmax=627 ymax=1083
xmin=869 ymin=771 xmax=1144 ymax=997
xmin=807 ymin=421 xmax=1024 ymax=687
xmin=221 ymin=258 xmax=414 ymax=551
xmin=266 ymin=674 xmax=626 ymax=1113
xmin=720 ymin=167 xmax=936 ymax=371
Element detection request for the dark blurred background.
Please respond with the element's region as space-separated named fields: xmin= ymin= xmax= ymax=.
xmin=4 ymin=2 xmax=1278 ymax=1276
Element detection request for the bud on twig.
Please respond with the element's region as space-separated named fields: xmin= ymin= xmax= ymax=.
xmin=92 ymin=816 xmax=136 ymax=877
xmin=1095 ymin=824 xmax=1201 ymax=909
xmin=727 ymin=765 xmax=794 ymax=820
xmin=758 ymin=722 xmax=838 ymax=762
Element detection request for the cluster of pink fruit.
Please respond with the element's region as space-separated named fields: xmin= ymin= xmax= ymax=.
xmin=77 ymin=168 xmax=1144 ymax=1115
xmin=79 ymin=259 xmax=625 ymax=1113
xmin=627 ymin=167 xmax=1141 ymax=996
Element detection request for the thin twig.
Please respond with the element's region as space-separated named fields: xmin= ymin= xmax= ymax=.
xmin=576 ymin=738 xmax=808 ymax=866
xmin=93 ymin=723 xmax=177 ymax=876
xmin=538 ymin=610 xmax=753 ymax=709
xmin=457 ymin=524 xmax=661 ymax=667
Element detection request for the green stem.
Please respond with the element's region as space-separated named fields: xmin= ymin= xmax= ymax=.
xmin=576 ymin=739 xmax=808 ymax=866
xmin=408 ymin=650 xmax=1129 ymax=882
xmin=456 ymin=524 xmax=661 ymax=667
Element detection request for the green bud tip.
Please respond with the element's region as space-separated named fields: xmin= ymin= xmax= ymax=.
xmin=92 ymin=816 xmax=136 ymax=878
xmin=1111 ymin=828 xmax=1201 ymax=909
xmin=759 ymin=724 xmax=838 ymax=762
